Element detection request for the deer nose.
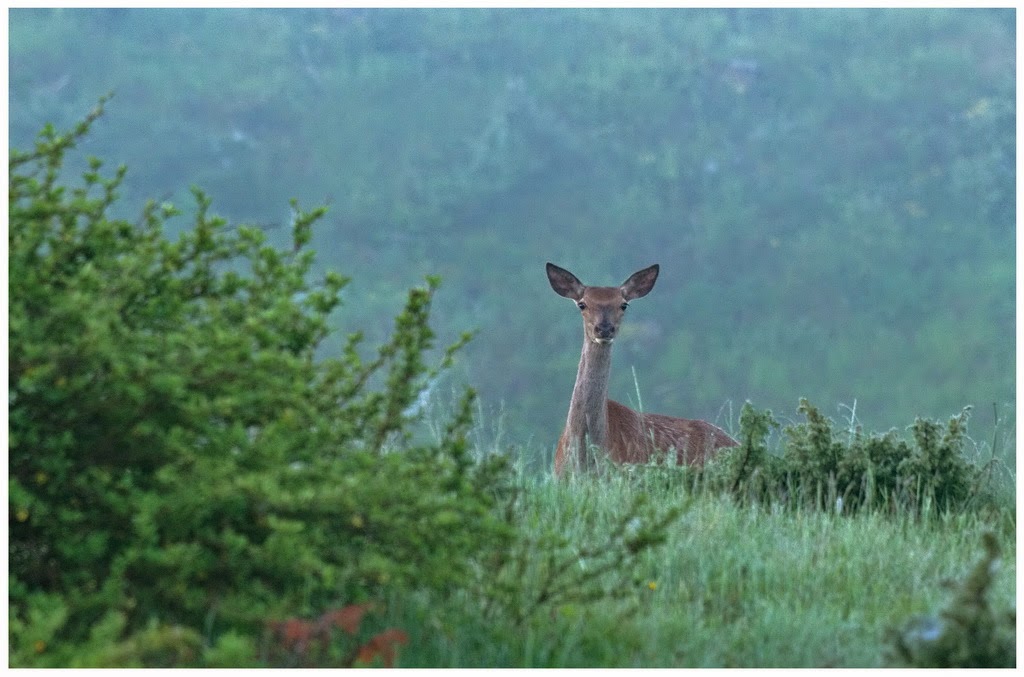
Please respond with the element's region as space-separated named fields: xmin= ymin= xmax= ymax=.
xmin=594 ymin=321 xmax=616 ymax=340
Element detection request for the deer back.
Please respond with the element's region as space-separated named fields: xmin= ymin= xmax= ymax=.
xmin=605 ymin=399 xmax=736 ymax=466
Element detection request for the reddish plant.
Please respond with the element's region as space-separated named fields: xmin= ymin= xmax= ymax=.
xmin=266 ymin=603 xmax=408 ymax=667
xmin=356 ymin=628 xmax=409 ymax=668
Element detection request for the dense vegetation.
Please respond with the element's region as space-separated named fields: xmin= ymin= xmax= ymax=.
xmin=8 ymin=106 xmax=515 ymax=665
xmin=9 ymin=8 xmax=1014 ymax=459
xmin=8 ymin=7 xmax=1015 ymax=668
xmin=8 ymin=110 xmax=1013 ymax=667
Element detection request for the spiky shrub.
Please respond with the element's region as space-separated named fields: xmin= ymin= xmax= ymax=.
xmin=697 ymin=402 xmax=785 ymax=503
xmin=783 ymin=399 xmax=979 ymax=513
xmin=701 ymin=399 xmax=984 ymax=514
xmin=8 ymin=102 xmax=513 ymax=666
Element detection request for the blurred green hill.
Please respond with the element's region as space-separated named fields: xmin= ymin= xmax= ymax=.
xmin=10 ymin=8 xmax=1014 ymax=462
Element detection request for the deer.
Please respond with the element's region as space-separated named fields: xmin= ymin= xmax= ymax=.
xmin=546 ymin=262 xmax=738 ymax=476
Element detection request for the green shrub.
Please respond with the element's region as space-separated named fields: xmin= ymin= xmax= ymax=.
xmin=695 ymin=402 xmax=785 ymax=503
xmin=8 ymin=102 xmax=514 ymax=666
xmin=700 ymin=399 xmax=987 ymax=514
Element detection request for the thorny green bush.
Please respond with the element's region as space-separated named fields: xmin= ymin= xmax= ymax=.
xmin=8 ymin=101 xmax=518 ymax=666
xmin=697 ymin=399 xmax=994 ymax=515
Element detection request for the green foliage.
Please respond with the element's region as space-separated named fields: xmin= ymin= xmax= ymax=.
xmin=700 ymin=401 xmax=785 ymax=502
xmin=377 ymin=470 xmax=1015 ymax=667
xmin=476 ymin=487 xmax=681 ymax=628
xmin=7 ymin=11 xmax=1017 ymax=663
xmin=8 ymin=9 xmax=1014 ymax=447
xmin=700 ymin=399 xmax=989 ymax=514
xmin=8 ymin=107 xmax=513 ymax=666
xmin=887 ymin=532 xmax=1015 ymax=667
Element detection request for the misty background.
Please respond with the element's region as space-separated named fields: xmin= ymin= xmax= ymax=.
xmin=9 ymin=8 xmax=1014 ymax=467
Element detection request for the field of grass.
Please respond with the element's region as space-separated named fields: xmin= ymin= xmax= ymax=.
xmin=382 ymin=449 xmax=1015 ymax=668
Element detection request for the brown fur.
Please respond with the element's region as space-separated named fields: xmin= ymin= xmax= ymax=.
xmin=555 ymin=400 xmax=737 ymax=475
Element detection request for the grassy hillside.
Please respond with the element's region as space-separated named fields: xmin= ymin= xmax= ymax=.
xmin=382 ymin=458 xmax=1015 ymax=667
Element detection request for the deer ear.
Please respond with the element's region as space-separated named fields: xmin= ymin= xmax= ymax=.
xmin=546 ymin=263 xmax=585 ymax=299
xmin=621 ymin=264 xmax=659 ymax=300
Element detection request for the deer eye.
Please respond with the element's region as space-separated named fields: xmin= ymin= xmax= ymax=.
xmin=577 ymin=301 xmax=587 ymax=310
xmin=620 ymin=303 xmax=629 ymax=311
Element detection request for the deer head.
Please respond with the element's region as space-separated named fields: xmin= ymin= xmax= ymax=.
xmin=546 ymin=263 xmax=659 ymax=345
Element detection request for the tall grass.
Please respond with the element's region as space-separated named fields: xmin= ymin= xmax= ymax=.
xmin=387 ymin=409 xmax=1015 ymax=667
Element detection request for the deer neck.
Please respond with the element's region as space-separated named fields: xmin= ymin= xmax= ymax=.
xmin=564 ymin=338 xmax=613 ymax=469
